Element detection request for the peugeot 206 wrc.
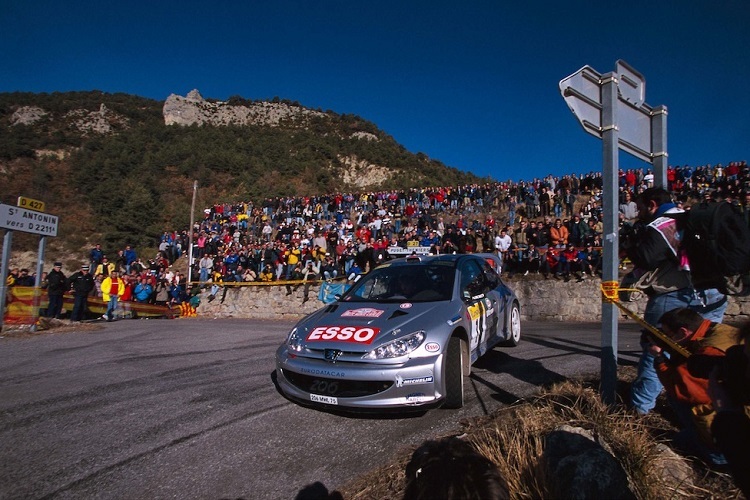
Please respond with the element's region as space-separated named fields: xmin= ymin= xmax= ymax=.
xmin=275 ymin=253 xmax=521 ymax=410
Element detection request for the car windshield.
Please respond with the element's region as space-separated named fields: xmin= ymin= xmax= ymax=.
xmin=343 ymin=263 xmax=456 ymax=303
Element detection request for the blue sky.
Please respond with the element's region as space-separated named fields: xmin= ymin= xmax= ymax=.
xmin=2 ymin=1 xmax=748 ymax=182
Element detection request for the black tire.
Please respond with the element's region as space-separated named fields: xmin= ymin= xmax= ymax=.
xmin=443 ymin=336 xmax=466 ymax=409
xmin=503 ymin=301 xmax=521 ymax=347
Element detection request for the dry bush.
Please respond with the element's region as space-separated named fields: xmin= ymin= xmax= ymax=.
xmin=338 ymin=378 xmax=741 ymax=500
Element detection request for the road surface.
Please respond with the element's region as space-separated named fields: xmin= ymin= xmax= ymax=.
xmin=0 ymin=318 xmax=642 ymax=499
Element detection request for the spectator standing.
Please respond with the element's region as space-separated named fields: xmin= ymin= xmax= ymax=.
xmin=5 ymin=267 xmax=19 ymax=287
xmin=119 ymin=275 xmax=133 ymax=318
xmin=625 ymin=187 xmax=727 ymax=415
xmin=101 ymin=270 xmax=125 ymax=322
xmin=95 ymin=256 xmax=115 ymax=277
xmin=46 ymin=262 xmax=67 ymax=319
xmin=285 ymin=243 xmax=302 ymax=280
xmin=563 ymin=189 xmax=576 ymax=218
xmin=66 ymin=264 xmax=95 ymax=321
xmin=619 ymin=191 xmax=639 ymax=222
xmin=494 ymin=229 xmax=512 ymax=272
xmin=123 ymin=245 xmax=137 ymax=274
xmin=512 ymin=222 xmax=529 ymax=263
xmin=89 ymin=244 xmax=103 ymax=273
xmin=15 ymin=269 xmax=35 ymax=286
xmin=199 ymin=254 xmax=214 ymax=284
xmin=539 ymin=187 xmax=551 ymax=217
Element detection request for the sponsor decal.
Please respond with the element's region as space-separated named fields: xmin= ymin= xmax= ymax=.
xmin=400 ymin=303 xmax=413 ymax=309
xmin=468 ymin=303 xmax=482 ymax=321
xmin=341 ymin=308 xmax=385 ymax=318
xmin=300 ymin=367 xmax=345 ymax=377
xmin=424 ymin=342 xmax=440 ymax=352
xmin=307 ymin=326 xmax=380 ymax=344
xmin=388 ymin=246 xmax=431 ymax=255
xmin=396 ymin=375 xmax=435 ymax=387
xmin=402 ymin=376 xmax=434 ymax=386
xmin=447 ymin=315 xmax=462 ymax=326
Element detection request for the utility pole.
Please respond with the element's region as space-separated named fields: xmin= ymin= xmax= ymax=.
xmin=187 ymin=181 xmax=198 ymax=285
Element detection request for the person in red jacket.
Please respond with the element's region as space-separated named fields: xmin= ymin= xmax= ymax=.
xmin=651 ymin=307 xmax=744 ymax=466
xmin=119 ymin=274 xmax=134 ymax=318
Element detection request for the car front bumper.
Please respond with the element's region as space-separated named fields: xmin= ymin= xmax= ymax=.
xmin=275 ymin=346 xmax=447 ymax=409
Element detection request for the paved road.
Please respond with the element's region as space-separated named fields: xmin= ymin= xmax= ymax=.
xmin=0 ymin=319 xmax=643 ymax=499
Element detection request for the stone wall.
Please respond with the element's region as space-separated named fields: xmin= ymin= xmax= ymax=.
xmin=196 ymin=278 xmax=750 ymax=324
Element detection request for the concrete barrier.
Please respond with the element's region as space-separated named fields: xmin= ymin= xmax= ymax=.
xmin=196 ymin=277 xmax=750 ymax=324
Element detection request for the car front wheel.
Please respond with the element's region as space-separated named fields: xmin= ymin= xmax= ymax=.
xmin=442 ymin=336 xmax=466 ymax=409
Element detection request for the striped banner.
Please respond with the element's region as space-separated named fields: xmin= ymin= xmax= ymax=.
xmin=3 ymin=287 xmax=180 ymax=324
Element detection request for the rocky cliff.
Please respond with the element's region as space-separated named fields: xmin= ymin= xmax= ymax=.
xmin=163 ymin=89 xmax=328 ymax=128
xmin=10 ymin=103 xmax=129 ymax=135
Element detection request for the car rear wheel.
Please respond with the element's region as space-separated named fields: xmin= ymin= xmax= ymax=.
xmin=443 ymin=336 xmax=466 ymax=409
xmin=503 ymin=301 xmax=521 ymax=346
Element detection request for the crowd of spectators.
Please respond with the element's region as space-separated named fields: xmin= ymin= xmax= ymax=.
xmin=4 ymin=161 xmax=748 ymax=310
xmin=159 ymin=161 xmax=748 ymax=290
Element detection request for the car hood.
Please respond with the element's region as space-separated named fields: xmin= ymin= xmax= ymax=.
xmin=296 ymin=300 xmax=457 ymax=350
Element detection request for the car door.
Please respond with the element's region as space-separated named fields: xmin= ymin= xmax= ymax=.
xmin=458 ymin=258 xmax=498 ymax=361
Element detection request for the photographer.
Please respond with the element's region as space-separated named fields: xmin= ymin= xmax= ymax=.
xmin=624 ymin=188 xmax=727 ymax=415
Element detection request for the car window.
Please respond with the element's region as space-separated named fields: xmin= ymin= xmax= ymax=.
xmin=343 ymin=264 xmax=455 ymax=302
xmin=458 ymin=259 xmax=485 ymax=299
xmin=481 ymin=260 xmax=501 ymax=289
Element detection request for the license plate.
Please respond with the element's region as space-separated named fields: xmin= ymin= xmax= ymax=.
xmin=310 ymin=394 xmax=338 ymax=405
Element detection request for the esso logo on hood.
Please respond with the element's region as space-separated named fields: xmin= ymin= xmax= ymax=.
xmin=307 ymin=326 xmax=380 ymax=344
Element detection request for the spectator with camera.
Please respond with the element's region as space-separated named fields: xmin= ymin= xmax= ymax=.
xmin=623 ymin=187 xmax=727 ymax=415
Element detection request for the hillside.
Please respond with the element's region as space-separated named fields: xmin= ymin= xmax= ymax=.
xmin=0 ymin=90 xmax=484 ymax=253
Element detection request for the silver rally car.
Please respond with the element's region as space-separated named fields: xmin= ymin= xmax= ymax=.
xmin=275 ymin=253 xmax=521 ymax=410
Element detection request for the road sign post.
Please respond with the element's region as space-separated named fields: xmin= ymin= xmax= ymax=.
xmin=0 ymin=202 xmax=60 ymax=331
xmin=560 ymin=60 xmax=667 ymax=404
xmin=600 ymin=72 xmax=620 ymax=404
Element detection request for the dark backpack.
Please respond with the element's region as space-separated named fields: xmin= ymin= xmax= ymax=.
xmin=677 ymin=202 xmax=750 ymax=295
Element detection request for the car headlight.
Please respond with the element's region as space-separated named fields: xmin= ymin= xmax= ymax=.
xmin=362 ymin=330 xmax=426 ymax=360
xmin=286 ymin=327 xmax=304 ymax=352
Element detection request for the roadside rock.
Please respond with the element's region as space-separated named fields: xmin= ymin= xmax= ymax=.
xmin=543 ymin=425 xmax=635 ymax=499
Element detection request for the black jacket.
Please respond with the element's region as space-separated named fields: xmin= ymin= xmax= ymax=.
xmin=67 ymin=271 xmax=95 ymax=296
xmin=47 ymin=269 xmax=67 ymax=295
